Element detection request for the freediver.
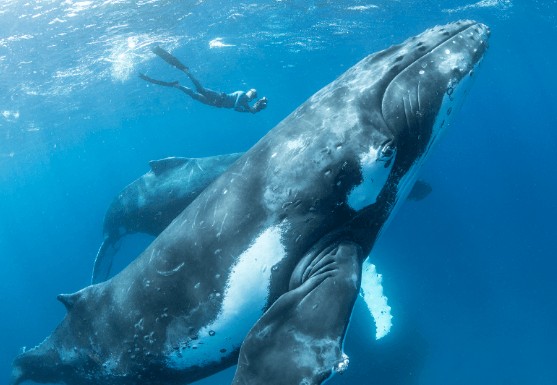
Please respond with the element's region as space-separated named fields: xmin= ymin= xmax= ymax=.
xmin=140 ymin=46 xmax=268 ymax=113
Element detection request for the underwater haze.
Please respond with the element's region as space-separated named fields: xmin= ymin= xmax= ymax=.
xmin=1 ymin=1 xmax=556 ymax=385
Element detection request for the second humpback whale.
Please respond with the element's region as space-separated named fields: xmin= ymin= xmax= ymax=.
xmin=92 ymin=153 xmax=242 ymax=283
xmin=11 ymin=20 xmax=489 ymax=385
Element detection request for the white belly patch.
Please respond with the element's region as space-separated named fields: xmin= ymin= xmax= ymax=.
xmin=167 ymin=226 xmax=287 ymax=369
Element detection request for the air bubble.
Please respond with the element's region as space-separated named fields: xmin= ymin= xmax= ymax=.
xmin=209 ymin=330 xmax=216 ymax=336
xmin=419 ymin=70 xmax=425 ymax=75
xmin=334 ymin=353 xmax=350 ymax=374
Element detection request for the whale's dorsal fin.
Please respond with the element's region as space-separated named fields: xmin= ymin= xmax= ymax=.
xmin=149 ymin=157 xmax=191 ymax=175
xmin=57 ymin=292 xmax=81 ymax=311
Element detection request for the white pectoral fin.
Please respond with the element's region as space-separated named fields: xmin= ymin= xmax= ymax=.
xmin=359 ymin=257 xmax=393 ymax=340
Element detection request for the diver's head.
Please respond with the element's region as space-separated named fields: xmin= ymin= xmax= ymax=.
xmin=246 ymin=89 xmax=257 ymax=100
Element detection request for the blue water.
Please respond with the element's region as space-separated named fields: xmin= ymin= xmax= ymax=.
xmin=1 ymin=1 xmax=556 ymax=384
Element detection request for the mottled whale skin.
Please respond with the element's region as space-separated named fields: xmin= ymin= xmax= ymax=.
xmin=11 ymin=21 xmax=489 ymax=385
xmin=93 ymin=151 xmax=428 ymax=284
xmin=92 ymin=153 xmax=242 ymax=283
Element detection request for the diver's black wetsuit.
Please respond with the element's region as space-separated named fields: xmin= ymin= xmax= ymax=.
xmin=140 ymin=46 xmax=267 ymax=113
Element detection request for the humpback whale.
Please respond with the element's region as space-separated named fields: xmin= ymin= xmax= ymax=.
xmin=92 ymin=153 xmax=242 ymax=283
xmin=11 ymin=20 xmax=489 ymax=385
xmin=93 ymin=154 xmax=430 ymax=284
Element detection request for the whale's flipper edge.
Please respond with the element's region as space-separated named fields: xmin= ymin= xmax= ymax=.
xmin=91 ymin=237 xmax=120 ymax=284
xmin=232 ymin=242 xmax=362 ymax=384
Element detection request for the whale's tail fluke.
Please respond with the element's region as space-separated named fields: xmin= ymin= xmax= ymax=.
xmin=11 ymin=338 xmax=63 ymax=385
xmin=91 ymin=236 xmax=120 ymax=284
xmin=10 ymin=364 xmax=23 ymax=385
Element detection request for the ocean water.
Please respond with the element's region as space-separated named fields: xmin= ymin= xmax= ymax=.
xmin=1 ymin=1 xmax=556 ymax=385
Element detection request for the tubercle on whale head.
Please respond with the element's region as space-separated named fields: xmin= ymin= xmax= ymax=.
xmin=380 ymin=20 xmax=489 ymax=164
xmin=386 ymin=21 xmax=489 ymax=203
xmin=344 ymin=21 xmax=489 ymax=241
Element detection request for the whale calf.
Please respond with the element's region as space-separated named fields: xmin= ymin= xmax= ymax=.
xmin=11 ymin=20 xmax=489 ymax=385
xmin=92 ymin=153 xmax=242 ymax=283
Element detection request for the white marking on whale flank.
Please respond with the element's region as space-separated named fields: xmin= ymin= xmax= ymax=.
xmin=347 ymin=145 xmax=395 ymax=211
xmin=167 ymin=226 xmax=286 ymax=369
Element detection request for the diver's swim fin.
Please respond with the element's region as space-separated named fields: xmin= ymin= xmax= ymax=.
xmin=151 ymin=46 xmax=189 ymax=72
xmin=139 ymin=73 xmax=179 ymax=87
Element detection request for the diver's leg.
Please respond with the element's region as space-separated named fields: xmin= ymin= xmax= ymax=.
xmin=150 ymin=45 xmax=206 ymax=92
xmin=183 ymin=71 xmax=206 ymax=94
xmin=149 ymin=46 xmax=206 ymax=94
xmin=139 ymin=73 xmax=179 ymax=87
xmin=151 ymin=46 xmax=189 ymax=72
xmin=174 ymin=86 xmax=209 ymax=104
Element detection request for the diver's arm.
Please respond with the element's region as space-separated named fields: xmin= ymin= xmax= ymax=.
xmin=235 ymin=96 xmax=267 ymax=113
xmin=251 ymin=97 xmax=268 ymax=113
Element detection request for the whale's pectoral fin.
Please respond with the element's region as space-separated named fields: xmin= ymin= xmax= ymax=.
xmin=91 ymin=237 xmax=121 ymax=284
xmin=232 ymin=242 xmax=362 ymax=385
xmin=148 ymin=157 xmax=191 ymax=176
